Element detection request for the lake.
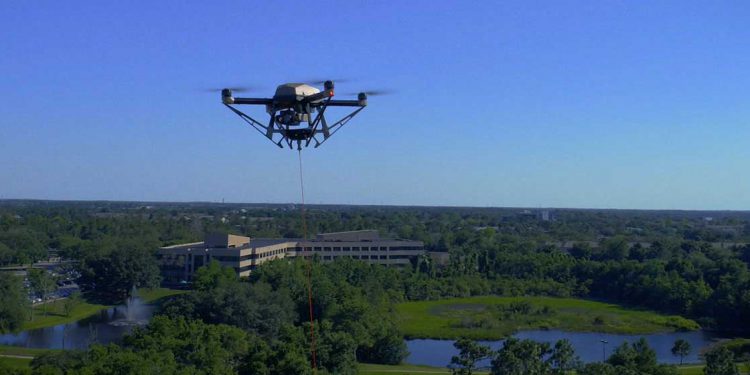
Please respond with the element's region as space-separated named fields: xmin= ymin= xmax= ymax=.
xmin=406 ymin=330 xmax=720 ymax=368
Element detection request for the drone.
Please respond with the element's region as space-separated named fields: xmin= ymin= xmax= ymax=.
xmin=220 ymin=80 xmax=370 ymax=150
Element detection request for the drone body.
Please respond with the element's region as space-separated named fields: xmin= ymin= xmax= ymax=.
xmin=222 ymin=80 xmax=367 ymax=149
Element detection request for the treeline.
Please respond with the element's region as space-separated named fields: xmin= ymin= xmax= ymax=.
xmin=449 ymin=336 xmax=742 ymax=375
xmin=429 ymin=232 xmax=750 ymax=333
xmin=2 ymin=202 xmax=750 ymax=333
xmin=160 ymin=258 xmax=409 ymax=372
xmin=4 ymin=259 xmax=410 ymax=374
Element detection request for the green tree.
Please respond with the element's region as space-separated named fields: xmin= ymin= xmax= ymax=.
xmin=62 ymin=291 xmax=81 ymax=317
xmin=671 ymin=339 xmax=691 ymax=365
xmin=704 ymin=346 xmax=739 ymax=375
xmin=0 ymin=273 xmax=29 ymax=333
xmin=550 ymin=339 xmax=579 ymax=374
xmin=28 ymin=268 xmax=56 ymax=316
xmin=607 ymin=338 xmax=660 ymax=373
xmin=449 ymin=338 xmax=492 ymax=375
xmin=79 ymin=245 xmax=160 ymax=302
xmin=0 ymin=242 xmax=13 ymax=265
xmin=491 ymin=338 xmax=551 ymax=375
xmin=192 ymin=259 xmax=236 ymax=291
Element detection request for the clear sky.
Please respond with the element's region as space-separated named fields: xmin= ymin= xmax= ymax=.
xmin=1 ymin=1 xmax=749 ymax=209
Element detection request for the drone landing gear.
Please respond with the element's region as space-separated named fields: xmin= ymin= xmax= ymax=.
xmin=224 ymin=101 xmax=364 ymax=150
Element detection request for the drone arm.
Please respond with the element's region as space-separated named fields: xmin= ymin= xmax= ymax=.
xmin=325 ymin=100 xmax=365 ymax=107
xmin=302 ymin=89 xmax=334 ymax=103
xmin=232 ymin=98 xmax=274 ymax=105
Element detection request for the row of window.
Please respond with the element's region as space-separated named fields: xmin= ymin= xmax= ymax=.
xmin=313 ymin=254 xmax=414 ymax=260
xmin=305 ymin=246 xmax=422 ymax=252
xmin=160 ymin=245 xmax=423 ymax=265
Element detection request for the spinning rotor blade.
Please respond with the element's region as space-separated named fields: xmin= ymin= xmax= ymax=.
xmin=200 ymin=86 xmax=258 ymax=93
xmin=304 ymin=78 xmax=351 ymax=85
xmin=201 ymin=87 xmax=251 ymax=93
xmin=343 ymin=89 xmax=395 ymax=96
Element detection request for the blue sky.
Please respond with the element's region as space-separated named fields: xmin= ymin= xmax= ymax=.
xmin=1 ymin=1 xmax=749 ymax=209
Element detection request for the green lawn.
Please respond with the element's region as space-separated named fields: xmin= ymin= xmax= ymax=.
xmin=0 ymin=345 xmax=57 ymax=357
xmin=22 ymin=288 xmax=186 ymax=330
xmin=0 ymin=345 xmax=57 ymax=372
xmin=0 ymin=356 xmax=33 ymax=371
xmin=396 ymin=296 xmax=700 ymax=340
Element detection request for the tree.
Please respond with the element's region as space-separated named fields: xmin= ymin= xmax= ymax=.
xmin=78 ymin=245 xmax=160 ymax=302
xmin=28 ymin=268 xmax=57 ymax=316
xmin=63 ymin=291 xmax=81 ymax=317
xmin=0 ymin=242 xmax=13 ymax=265
xmin=671 ymin=339 xmax=691 ymax=365
xmin=0 ymin=273 xmax=28 ymax=333
xmin=193 ymin=259 xmax=236 ymax=291
xmin=449 ymin=338 xmax=492 ymax=375
xmin=704 ymin=347 xmax=739 ymax=375
xmin=550 ymin=339 xmax=580 ymax=374
xmin=607 ymin=338 xmax=659 ymax=373
xmin=491 ymin=338 xmax=551 ymax=375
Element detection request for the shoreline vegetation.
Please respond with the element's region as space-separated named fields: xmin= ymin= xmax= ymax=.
xmin=20 ymin=287 xmax=185 ymax=331
xmin=396 ymin=296 xmax=700 ymax=340
xmin=358 ymin=363 xmax=750 ymax=375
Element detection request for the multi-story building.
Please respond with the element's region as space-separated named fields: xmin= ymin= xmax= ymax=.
xmin=157 ymin=230 xmax=424 ymax=282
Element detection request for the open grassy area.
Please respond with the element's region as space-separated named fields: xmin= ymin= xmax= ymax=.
xmin=0 ymin=345 xmax=57 ymax=357
xmin=0 ymin=356 xmax=33 ymax=371
xmin=396 ymin=296 xmax=700 ymax=340
xmin=21 ymin=288 xmax=185 ymax=331
xmin=0 ymin=345 xmax=57 ymax=372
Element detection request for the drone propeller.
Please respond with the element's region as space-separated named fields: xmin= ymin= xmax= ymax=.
xmin=303 ymin=78 xmax=351 ymax=85
xmin=200 ymin=86 xmax=256 ymax=93
xmin=343 ymin=89 xmax=395 ymax=96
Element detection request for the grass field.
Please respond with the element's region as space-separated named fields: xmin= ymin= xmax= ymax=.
xmin=0 ymin=345 xmax=57 ymax=372
xmin=0 ymin=356 xmax=33 ymax=371
xmin=396 ymin=296 xmax=700 ymax=340
xmin=21 ymin=287 xmax=185 ymax=331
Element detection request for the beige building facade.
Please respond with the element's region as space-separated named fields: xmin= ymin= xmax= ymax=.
xmin=157 ymin=230 xmax=424 ymax=282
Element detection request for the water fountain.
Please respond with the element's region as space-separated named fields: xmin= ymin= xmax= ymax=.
xmin=109 ymin=285 xmax=149 ymax=327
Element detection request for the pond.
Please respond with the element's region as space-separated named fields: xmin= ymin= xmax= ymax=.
xmin=406 ymin=330 xmax=720 ymax=368
xmin=0 ymin=296 xmax=154 ymax=350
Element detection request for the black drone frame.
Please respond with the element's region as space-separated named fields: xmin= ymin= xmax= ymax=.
xmin=224 ymin=95 xmax=366 ymax=150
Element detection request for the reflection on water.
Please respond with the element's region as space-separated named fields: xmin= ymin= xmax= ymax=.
xmin=0 ymin=298 xmax=154 ymax=350
xmin=406 ymin=330 xmax=721 ymax=367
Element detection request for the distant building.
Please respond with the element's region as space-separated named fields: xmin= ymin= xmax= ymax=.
xmin=157 ymin=230 xmax=424 ymax=282
xmin=539 ymin=209 xmax=555 ymax=222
